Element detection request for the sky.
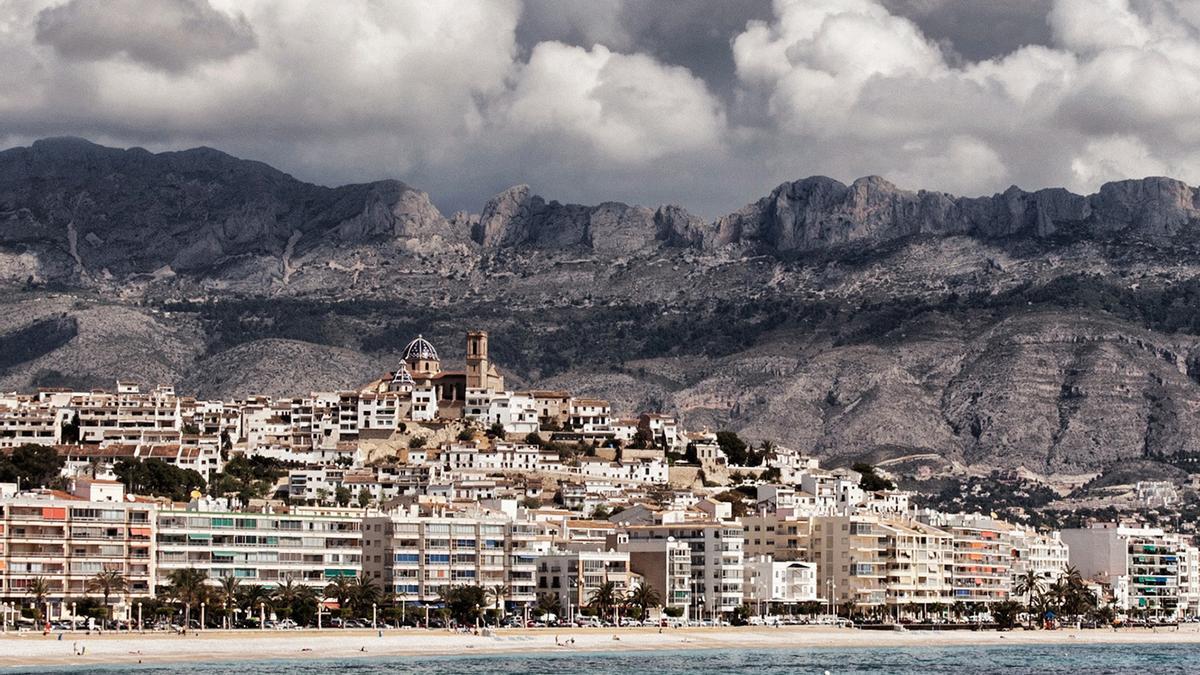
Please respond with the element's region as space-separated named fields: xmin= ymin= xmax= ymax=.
xmin=3 ymin=0 xmax=1200 ymax=218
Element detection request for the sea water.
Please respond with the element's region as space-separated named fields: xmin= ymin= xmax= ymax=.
xmin=11 ymin=644 xmax=1200 ymax=674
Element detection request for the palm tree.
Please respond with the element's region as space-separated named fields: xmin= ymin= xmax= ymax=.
xmin=325 ymin=577 xmax=354 ymax=621
xmin=1013 ymin=570 xmax=1043 ymax=627
xmin=86 ymin=570 xmax=127 ymax=623
xmin=588 ymin=581 xmax=619 ymax=620
xmin=626 ymin=582 xmax=662 ymax=620
xmin=1030 ymin=589 xmax=1054 ymax=627
xmin=487 ymin=584 xmax=510 ymax=622
xmin=950 ymin=600 xmax=968 ymax=622
xmin=991 ymin=600 xmax=1022 ymax=630
xmin=165 ymin=568 xmax=209 ymax=630
xmin=535 ymin=592 xmax=561 ymax=620
xmin=218 ymin=576 xmax=241 ymax=629
xmin=273 ymin=577 xmax=302 ymax=620
xmin=349 ymin=574 xmax=380 ymax=618
xmin=1063 ymin=565 xmax=1084 ymax=587
xmin=1014 ymin=570 xmax=1043 ymax=605
xmin=239 ymin=584 xmax=272 ymax=625
xmin=26 ymin=576 xmax=51 ymax=623
xmin=757 ymin=439 xmax=777 ymax=465
xmin=1049 ymin=578 xmax=1070 ymax=616
xmin=1091 ymin=602 xmax=1117 ymax=626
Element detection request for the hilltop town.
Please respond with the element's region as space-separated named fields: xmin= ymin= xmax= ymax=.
xmin=0 ymin=330 xmax=1195 ymax=630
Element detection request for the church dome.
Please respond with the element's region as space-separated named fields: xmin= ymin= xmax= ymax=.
xmin=390 ymin=362 xmax=415 ymax=387
xmin=402 ymin=335 xmax=439 ymax=362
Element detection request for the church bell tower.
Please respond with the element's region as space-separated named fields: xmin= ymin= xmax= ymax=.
xmin=466 ymin=331 xmax=489 ymax=390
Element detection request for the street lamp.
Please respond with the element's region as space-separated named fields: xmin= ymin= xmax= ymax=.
xmin=372 ymin=603 xmax=377 ymax=630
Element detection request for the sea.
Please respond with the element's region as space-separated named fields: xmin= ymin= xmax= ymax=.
xmin=10 ymin=644 xmax=1200 ymax=674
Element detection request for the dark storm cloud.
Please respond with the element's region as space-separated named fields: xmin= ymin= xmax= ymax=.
xmin=516 ymin=0 xmax=773 ymax=98
xmin=35 ymin=0 xmax=256 ymax=73
xmin=6 ymin=0 xmax=1200 ymax=220
xmin=880 ymin=0 xmax=1055 ymax=62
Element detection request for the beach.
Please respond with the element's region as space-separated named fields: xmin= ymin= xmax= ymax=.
xmin=5 ymin=624 xmax=1200 ymax=669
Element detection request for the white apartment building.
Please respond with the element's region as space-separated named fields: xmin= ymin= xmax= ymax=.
xmin=579 ymin=458 xmax=669 ymax=483
xmin=0 ymin=483 xmax=157 ymax=615
xmin=486 ymin=393 xmax=540 ymax=435
xmin=155 ymin=501 xmax=363 ymax=590
xmin=743 ymin=556 xmax=818 ymax=611
xmin=622 ymin=522 xmax=744 ymax=618
xmin=612 ymin=533 xmax=692 ymax=616
xmin=569 ymin=400 xmax=611 ymax=432
xmin=410 ymin=388 xmax=438 ymax=421
xmin=1007 ymin=527 xmax=1069 ymax=591
xmin=799 ymin=469 xmax=865 ymax=512
xmin=360 ymin=512 xmax=539 ymax=606
xmin=287 ymin=467 xmax=348 ymax=503
xmin=535 ymin=549 xmax=631 ymax=621
xmin=0 ymin=398 xmax=61 ymax=448
xmin=638 ymin=414 xmax=681 ymax=451
xmin=1062 ymin=523 xmax=1196 ymax=618
xmin=920 ymin=513 xmax=1012 ymax=605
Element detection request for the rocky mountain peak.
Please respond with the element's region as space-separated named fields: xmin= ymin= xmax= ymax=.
xmin=471 ymin=184 xmax=706 ymax=256
xmin=474 ymin=184 xmax=534 ymax=247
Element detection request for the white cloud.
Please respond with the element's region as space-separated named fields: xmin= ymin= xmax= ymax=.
xmin=9 ymin=0 xmax=1200 ymax=217
xmin=889 ymin=136 xmax=1009 ymax=194
xmin=729 ymin=0 xmax=1200 ymax=197
xmin=34 ymin=0 xmax=255 ymax=72
xmin=500 ymin=42 xmax=725 ymax=163
xmin=1049 ymin=0 xmax=1152 ymax=52
xmin=1070 ymin=135 xmax=1170 ymax=187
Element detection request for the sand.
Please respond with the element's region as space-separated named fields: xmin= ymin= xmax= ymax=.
xmin=3 ymin=624 xmax=1200 ymax=668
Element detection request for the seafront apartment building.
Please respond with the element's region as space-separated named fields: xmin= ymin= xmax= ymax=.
xmin=610 ymin=532 xmax=693 ymax=615
xmin=535 ymin=550 xmax=631 ymax=620
xmin=920 ymin=513 xmax=1013 ymax=604
xmin=155 ymin=501 xmax=364 ymax=589
xmin=1062 ymin=523 xmax=1200 ymax=618
xmin=809 ymin=514 xmax=888 ymax=611
xmin=0 ymin=481 xmax=156 ymax=615
xmin=807 ymin=514 xmax=958 ymax=615
xmin=360 ymin=513 xmax=540 ymax=606
xmin=621 ymin=523 xmax=744 ymax=619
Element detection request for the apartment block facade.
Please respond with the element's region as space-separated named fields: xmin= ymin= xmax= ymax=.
xmin=155 ymin=502 xmax=363 ymax=589
xmin=360 ymin=514 xmax=539 ymax=606
xmin=621 ymin=523 xmax=743 ymax=618
xmin=535 ymin=550 xmax=631 ymax=619
xmin=0 ymin=486 xmax=156 ymax=614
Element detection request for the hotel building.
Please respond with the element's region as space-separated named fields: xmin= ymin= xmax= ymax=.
xmin=360 ymin=512 xmax=539 ymax=607
xmin=155 ymin=501 xmax=363 ymax=589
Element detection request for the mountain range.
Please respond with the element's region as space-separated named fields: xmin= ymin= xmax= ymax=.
xmin=6 ymin=137 xmax=1200 ymax=483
